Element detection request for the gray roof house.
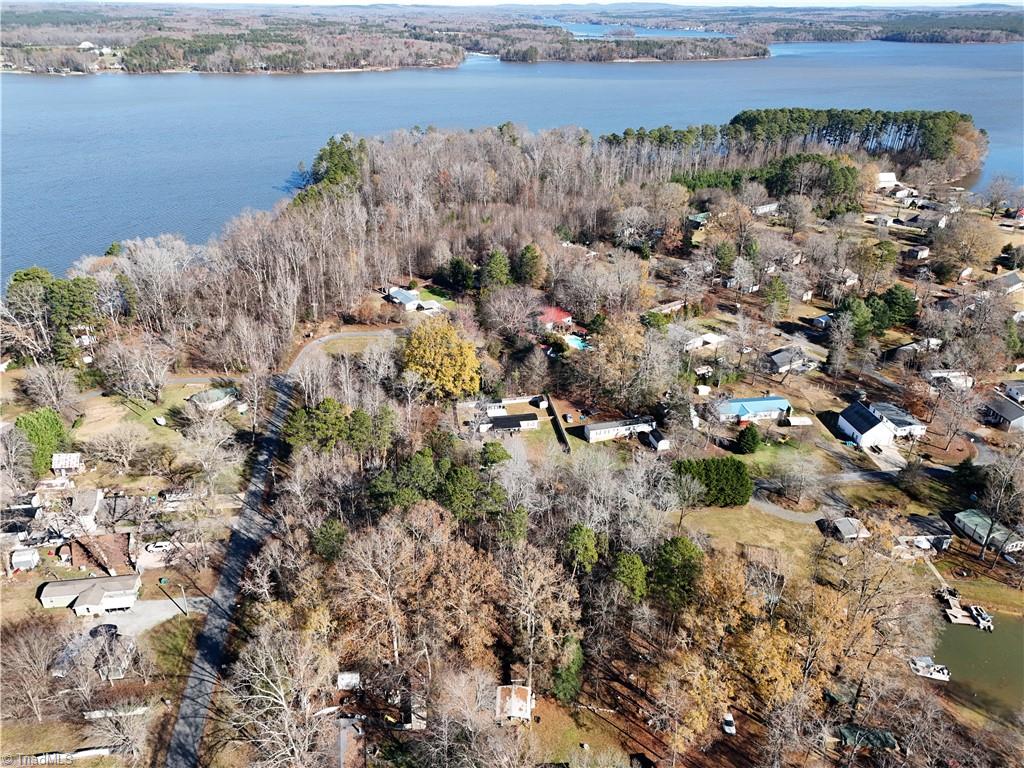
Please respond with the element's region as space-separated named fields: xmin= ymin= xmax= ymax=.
xmin=983 ymin=393 xmax=1024 ymax=432
xmin=868 ymin=402 xmax=927 ymax=439
xmin=985 ymin=270 xmax=1024 ymax=295
xmin=837 ymin=401 xmax=895 ymax=448
xmin=39 ymin=574 xmax=141 ymax=617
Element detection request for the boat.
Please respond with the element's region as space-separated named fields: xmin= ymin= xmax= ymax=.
xmin=908 ymin=656 xmax=950 ymax=682
xmin=968 ymin=605 xmax=994 ymax=632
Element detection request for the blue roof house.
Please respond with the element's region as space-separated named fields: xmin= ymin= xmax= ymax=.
xmin=717 ymin=395 xmax=792 ymax=424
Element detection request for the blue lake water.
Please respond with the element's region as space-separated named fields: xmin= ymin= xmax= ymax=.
xmin=2 ymin=41 xmax=1022 ymax=277
xmin=538 ymin=17 xmax=733 ymax=39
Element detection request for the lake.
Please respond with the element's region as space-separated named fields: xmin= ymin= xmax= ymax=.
xmin=538 ymin=17 xmax=734 ymax=39
xmin=936 ymin=611 xmax=1024 ymax=722
xmin=2 ymin=41 xmax=1022 ymax=277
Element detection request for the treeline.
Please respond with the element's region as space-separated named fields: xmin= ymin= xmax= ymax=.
xmin=500 ymin=36 xmax=768 ymax=63
xmin=121 ymin=32 xmax=463 ymax=73
xmin=604 ymin=108 xmax=986 ymax=181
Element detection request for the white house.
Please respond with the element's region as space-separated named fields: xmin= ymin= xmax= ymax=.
xmin=837 ymin=401 xmax=895 ymax=448
xmin=478 ymin=414 xmax=540 ymax=434
xmin=1004 ymin=381 xmax=1024 ymax=404
xmin=684 ymin=332 xmax=728 ymax=353
xmin=985 ymin=270 xmax=1024 ymax=296
xmin=954 ymin=509 xmax=1024 ymax=553
xmin=751 ymin=200 xmax=780 ymax=217
xmin=868 ymin=402 xmax=927 ymax=439
xmin=39 ymin=574 xmax=141 ymax=616
xmin=77 ymin=41 xmax=96 ymax=51
xmin=907 ymin=246 xmax=930 ymax=260
xmin=924 ymin=370 xmax=974 ymax=394
xmin=386 ymin=287 xmax=446 ymax=316
xmin=583 ymin=417 xmax=655 ymax=443
xmin=877 ymin=172 xmax=899 ymax=189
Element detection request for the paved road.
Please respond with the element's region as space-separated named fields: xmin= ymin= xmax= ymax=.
xmin=164 ymin=326 xmax=397 ymax=767
xmin=164 ymin=374 xmax=292 ymax=767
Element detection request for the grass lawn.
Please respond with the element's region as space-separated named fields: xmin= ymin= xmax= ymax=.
xmin=841 ymin=476 xmax=959 ymax=517
xmin=0 ymin=719 xmax=120 ymax=765
xmin=122 ymin=383 xmax=202 ymax=443
xmin=145 ymin=614 xmax=204 ymax=683
xmin=531 ymin=698 xmax=629 ymax=764
xmin=418 ymin=285 xmax=457 ymax=309
xmin=685 ymin=505 xmax=820 ymax=577
xmin=1 ymin=552 xmax=89 ymax=621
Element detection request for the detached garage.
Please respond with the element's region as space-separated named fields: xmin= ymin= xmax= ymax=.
xmin=838 ymin=402 xmax=895 ymax=448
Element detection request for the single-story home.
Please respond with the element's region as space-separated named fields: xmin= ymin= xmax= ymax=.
xmin=751 ymin=200 xmax=780 ymax=217
xmin=767 ymin=346 xmax=811 ymax=374
xmin=717 ymin=395 xmax=792 ymax=424
xmin=386 ymin=287 xmax=446 ymax=315
xmin=39 ymin=573 xmax=142 ymax=616
xmin=641 ymin=428 xmax=671 ymax=452
xmin=583 ymin=417 xmax=655 ymax=443
xmin=983 ymin=393 xmax=1024 ymax=432
xmin=478 ymin=414 xmax=540 ymax=434
xmin=51 ymin=452 xmax=84 ymax=477
xmin=923 ymin=370 xmax=974 ymax=393
xmin=684 ymin=332 xmax=729 ymax=353
xmin=824 ymin=268 xmax=859 ymax=289
xmin=495 ymin=684 xmax=534 ymax=721
xmin=833 ymin=517 xmax=871 ymax=542
xmin=984 ymin=270 xmax=1024 ymax=295
xmin=811 ymin=313 xmax=833 ymax=330
xmin=934 ymin=295 xmax=976 ymax=316
xmin=876 ymin=172 xmax=899 ymax=190
xmin=891 ymin=337 xmax=942 ymax=361
xmin=837 ymin=401 xmax=895 ymax=448
xmin=954 ymin=509 xmax=1024 ymax=553
xmin=687 ymin=212 xmax=711 ymax=229
xmin=898 ymin=211 xmax=947 ymax=231
xmin=1004 ymin=381 xmax=1024 ymax=403
xmin=536 ymin=306 xmax=573 ymax=332
xmin=10 ymin=547 xmax=40 ymax=571
xmin=895 ymin=514 xmax=953 ymax=552
xmin=868 ymin=402 xmax=927 ymax=439
xmin=907 ymin=246 xmax=930 ymax=260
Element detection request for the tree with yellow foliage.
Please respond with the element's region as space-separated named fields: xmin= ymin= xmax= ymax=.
xmin=401 ymin=317 xmax=480 ymax=400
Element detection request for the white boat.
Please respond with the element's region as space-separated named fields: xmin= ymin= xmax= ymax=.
xmin=968 ymin=605 xmax=994 ymax=632
xmin=908 ymin=656 xmax=950 ymax=682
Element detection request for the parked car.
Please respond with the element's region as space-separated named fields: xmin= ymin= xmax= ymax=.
xmin=722 ymin=712 xmax=737 ymax=735
xmin=146 ymin=541 xmax=173 ymax=553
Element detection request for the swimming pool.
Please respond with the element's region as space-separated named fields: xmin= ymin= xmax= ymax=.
xmin=564 ymin=334 xmax=590 ymax=351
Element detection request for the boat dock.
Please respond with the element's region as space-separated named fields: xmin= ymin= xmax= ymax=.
xmin=937 ymin=588 xmax=994 ymax=631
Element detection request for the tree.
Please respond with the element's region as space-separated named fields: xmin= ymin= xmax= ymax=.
xmin=613 ymin=552 xmax=648 ymax=601
xmin=502 ymin=544 xmax=579 ymax=691
xmin=86 ymin=424 xmax=149 ymax=472
xmin=311 ymin=518 xmax=347 ymax=562
xmin=99 ymin=337 xmax=172 ymax=403
xmin=980 ymin=174 xmax=1016 ymax=219
xmin=563 ymin=523 xmax=599 ymax=577
xmin=551 ymin=637 xmax=584 ymax=704
xmin=827 ymin=311 xmax=855 ymax=383
xmin=513 ymin=243 xmax=546 ymax=287
xmin=14 ymin=407 xmax=67 ymax=477
xmin=675 ymin=457 xmax=753 ymax=506
xmin=736 ymin=423 xmax=761 ymax=454
xmin=446 ymin=256 xmax=476 ymax=293
xmin=20 ymin=365 xmax=78 ymax=416
xmin=88 ymin=701 xmax=150 ymax=766
xmin=648 ymin=536 xmax=704 ymax=612
xmin=762 ymin=275 xmax=790 ymax=321
xmin=779 ymin=194 xmax=813 ymax=235
xmin=0 ymin=613 xmax=68 ymax=722
xmin=881 ymin=283 xmax=918 ymax=326
xmin=480 ymin=248 xmax=512 ymax=291
xmin=402 ymin=318 xmax=480 ymax=400
xmin=481 ymin=441 xmax=511 ymax=467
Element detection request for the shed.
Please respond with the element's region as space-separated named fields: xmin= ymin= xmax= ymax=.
xmin=10 ymin=547 xmax=40 ymax=571
xmin=833 ymin=517 xmax=871 ymax=542
xmin=641 ymin=428 xmax=671 ymax=452
xmin=1004 ymin=381 xmax=1024 ymax=403
xmin=495 ymin=684 xmax=534 ymax=721
xmin=876 ymin=172 xmax=899 ymax=189
xmin=51 ymin=452 xmax=84 ymax=477
xmin=838 ymin=401 xmax=895 ymax=448
xmin=811 ymin=313 xmax=833 ymax=330
xmin=908 ymin=246 xmax=930 ymax=260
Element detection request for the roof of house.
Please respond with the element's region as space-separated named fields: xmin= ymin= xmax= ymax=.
xmin=387 ymin=287 xmax=420 ymax=305
xmin=1005 ymin=380 xmax=1024 ymax=389
xmin=51 ymin=453 xmax=82 ymax=470
xmin=838 ymin=724 xmax=898 ymax=751
xmin=486 ymin=414 xmax=540 ymax=431
xmin=538 ymin=306 xmax=572 ymax=325
xmin=40 ymin=574 xmax=140 ymax=604
xmin=955 ymin=509 xmax=1024 ymax=548
xmin=586 ymin=416 xmax=655 ymax=431
xmin=901 ymin=514 xmax=952 ymax=538
xmin=870 ymin=401 xmax=923 ymax=431
xmin=768 ymin=346 xmax=801 ymax=366
xmin=986 ymin=271 xmax=1023 ymax=291
xmin=718 ymin=395 xmax=792 ymax=417
xmin=839 ymin=401 xmax=885 ymax=435
xmin=985 ymin=393 xmax=1024 ymax=423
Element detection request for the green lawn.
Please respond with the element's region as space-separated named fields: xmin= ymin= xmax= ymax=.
xmin=145 ymin=614 xmax=204 ymax=681
xmin=532 ymin=698 xmax=629 ymax=764
xmin=418 ymin=285 xmax=457 ymax=309
xmin=121 ymin=383 xmax=200 ymax=445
